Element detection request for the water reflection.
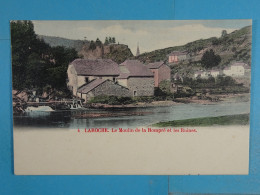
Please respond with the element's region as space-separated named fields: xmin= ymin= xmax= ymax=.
xmin=14 ymin=101 xmax=250 ymax=129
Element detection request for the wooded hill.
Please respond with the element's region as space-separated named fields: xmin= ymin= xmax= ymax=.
xmin=136 ymin=25 xmax=252 ymax=68
xmin=37 ymin=35 xmax=86 ymax=52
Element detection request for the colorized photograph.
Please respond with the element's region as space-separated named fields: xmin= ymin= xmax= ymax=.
xmin=11 ymin=20 xmax=252 ymax=175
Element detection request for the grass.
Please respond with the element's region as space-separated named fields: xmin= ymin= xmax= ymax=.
xmin=153 ymin=114 xmax=249 ymax=127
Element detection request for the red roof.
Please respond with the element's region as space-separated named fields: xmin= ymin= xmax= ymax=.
xmin=71 ymin=59 xmax=120 ymax=76
xmin=77 ymin=79 xmax=107 ymax=94
xmin=146 ymin=61 xmax=164 ymax=69
xmin=118 ymin=60 xmax=154 ymax=78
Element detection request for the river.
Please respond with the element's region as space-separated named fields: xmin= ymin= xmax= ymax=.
xmin=13 ymin=101 xmax=250 ymax=129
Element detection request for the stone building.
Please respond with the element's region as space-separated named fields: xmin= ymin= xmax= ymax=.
xmin=117 ymin=60 xmax=154 ymax=96
xmin=67 ymin=59 xmax=154 ymax=102
xmin=67 ymin=59 xmax=121 ymax=96
xmin=146 ymin=61 xmax=171 ymax=87
xmin=168 ymin=51 xmax=190 ymax=63
xmin=77 ymin=79 xmax=130 ymax=101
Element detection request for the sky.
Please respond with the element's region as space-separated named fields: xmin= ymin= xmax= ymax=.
xmin=32 ymin=20 xmax=251 ymax=55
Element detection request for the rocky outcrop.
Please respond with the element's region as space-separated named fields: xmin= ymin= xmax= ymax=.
xmin=79 ymin=43 xmax=133 ymax=64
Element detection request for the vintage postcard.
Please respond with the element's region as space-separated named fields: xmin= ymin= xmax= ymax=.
xmin=12 ymin=20 xmax=251 ymax=175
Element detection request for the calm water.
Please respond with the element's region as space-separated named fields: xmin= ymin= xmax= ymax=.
xmin=13 ymin=101 xmax=250 ymax=129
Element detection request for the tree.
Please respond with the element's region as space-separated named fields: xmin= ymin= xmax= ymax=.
xmin=95 ymin=38 xmax=102 ymax=47
xmin=104 ymin=37 xmax=109 ymax=45
xmin=221 ymin=30 xmax=227 ymax=37
xmin=89 ymin=40 xmax=96 ymax=50
xmin=201 ymin=49 xmax=221 ymax=69
xmin=112 ymin=37 xmax=116 ymax=43
xmin=11 ymin=20 xmax=78 ymax=92
xmin=11 ymin=20 xmax=45 ymax=89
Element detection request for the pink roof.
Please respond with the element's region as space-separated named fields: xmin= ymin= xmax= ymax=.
xmin=71 ymin=59 xmax=120 ymax=76
xmin=146 ymin=61 xmax=164 ymax=69
xmin=119 ymin=60 xmax=154 ymax=78
xmin=77 ymin=79 xmax=107 ymax=94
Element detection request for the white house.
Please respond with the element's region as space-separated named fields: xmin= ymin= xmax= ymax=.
xmin=209 ymin=70 xmax=220 ymax=77
xmin=223 ymin=62 xmax=247 ymax=77
xmin=194 ymin=69 xmax=220 ymax=78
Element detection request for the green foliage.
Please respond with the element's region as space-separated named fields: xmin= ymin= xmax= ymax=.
xmin=201 ymin=49 xmax=221 ymax=68
xmin=215 ymin=75 xmax=235 ymax=86
xmin=153 ymin=114 xmax=249 ymax=127
xmin=181 ymin=76 xmax=249 ymax=94
xmin=221 ymin=30 xmax=227 ymax=37
xmin=103 ymin=44 xmax=134 ymax=64
xmin=104 ymin=37 xmax=116 ymax=45
xmin=11 ymin=20 xmax=78 ymax=93
xmin=132 ymin=96 xmax=154 ymax=103
xmin=89 ymin=95 xmax=175 ymax=105
xmin=89 ymin=95 xmax=134 ymax=105
xmin=95 ymin=38 xmax=102 ymax=47
xmin=104 ymin=37 xmax=109 ymax=45
xmin=89 ymin=40 xmax=96 ymax=50
xmin=158 ymin=80 xmax=172 ymax=95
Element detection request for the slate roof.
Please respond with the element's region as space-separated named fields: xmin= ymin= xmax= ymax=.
xmin=118 ymin=60 xmax=154 ymax=79
xmin=71 ymin=59 xmax=120 ymax=76
xmin=77 ymin=79 xmax=107 ymax=94
xmin=146 ymin=61 xmax=164 ymax=69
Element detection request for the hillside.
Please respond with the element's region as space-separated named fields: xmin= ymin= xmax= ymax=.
xmin=38 ymin=35 xmax=134 ymax=64
xmin=78 ymin=43 xmax=134 ymax=64
xmin=136 ymin=25 xmax=252 ymax=77
xmin=37 ymin=35 xmax=86 ymax=52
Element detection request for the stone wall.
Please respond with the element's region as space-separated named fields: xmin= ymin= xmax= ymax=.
xmin=127 ymin=77 xmax=154 ymax=96
xmin=158 ymin=65 xmax=171 ymax=84
xmin=117 ymin=78 xmax=128 ymax=87
xmin=150 ymin=69 xmax=159 ymax=87
xmin=67 ymin=65 xmax=78 ymax=96
xmin=92 ymin=80 xmax=131 ymax=97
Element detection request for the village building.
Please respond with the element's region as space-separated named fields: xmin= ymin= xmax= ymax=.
xmin=194 ymin=69 xmax=220 ymax=78
xmin=67 ymin=59 xmax=154 ymax=102
xmin=67 ymin=59 xmax=121 ymax=96
xmin=77 ymin=79 xmax=130 ymax=102
xmin=223 ymin=62 xmax=248 ymax=77
xmin=117 ymin=60 xmax=154 ymax=96
xmin=168 ymin=51 xmax=190 ymax=63
xmin=209 ymin=70 xmax=220 ymax=77
xmin=146 ymin=61 xmax=171 ymax=87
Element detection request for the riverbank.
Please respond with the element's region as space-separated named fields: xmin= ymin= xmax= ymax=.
xmin=13 ymin=92 xmax=250 ymax=113
xmin=87 ymin=93 xmax=250 ymax=109
xmin=153 ymin=113 xmax=249 ymax=127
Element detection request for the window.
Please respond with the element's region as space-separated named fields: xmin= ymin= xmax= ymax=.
xmin=133 ymin=90 xmax=137 ymax=96
xmin=85 ymin=77 xmax=89 ymax=83
xmin=113 ymin=77 xmax=116 ymax=82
